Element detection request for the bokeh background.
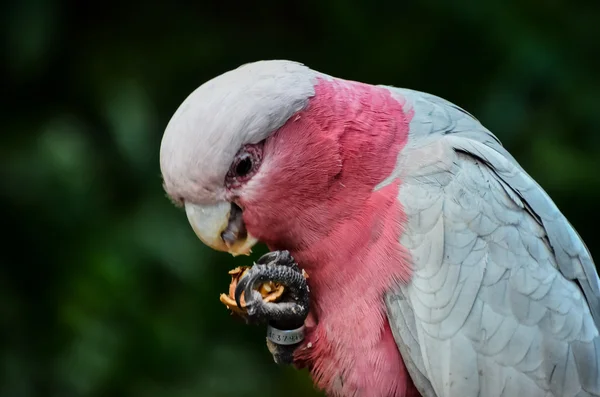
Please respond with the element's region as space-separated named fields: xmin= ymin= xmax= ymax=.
xmin=2 ymin=1 xmax=599 ymax=396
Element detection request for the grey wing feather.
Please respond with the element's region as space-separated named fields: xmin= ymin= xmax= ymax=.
xmin=381 ymin=87 xmax=600 ymax=397
xmin=385 ymin=289 xmax=437 ymax=397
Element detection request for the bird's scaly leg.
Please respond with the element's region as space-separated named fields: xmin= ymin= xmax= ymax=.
xmin=234 ymin=250 xmax=310 ymax=364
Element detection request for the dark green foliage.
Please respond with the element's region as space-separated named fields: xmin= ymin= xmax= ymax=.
xmin=1 ymin=0 xmax=599 ymax=396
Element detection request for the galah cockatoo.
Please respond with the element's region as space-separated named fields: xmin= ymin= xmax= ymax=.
xmin=159 ymin=60 xmax=600 ymax=397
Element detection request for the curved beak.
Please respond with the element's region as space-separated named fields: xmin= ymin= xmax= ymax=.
xmin=184 ymin=201 xmax=258 ymax=256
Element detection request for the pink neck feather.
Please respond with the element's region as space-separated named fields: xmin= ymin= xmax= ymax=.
xmin=242 ymin=78 xmax=419 ymax=397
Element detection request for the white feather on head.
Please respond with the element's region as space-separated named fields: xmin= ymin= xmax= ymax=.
xmin=160 ymin=60 xmax=318 ymax=204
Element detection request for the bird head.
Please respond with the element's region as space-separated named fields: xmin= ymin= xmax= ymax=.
xmin=159 ymin=60 xmax=409 ymax=261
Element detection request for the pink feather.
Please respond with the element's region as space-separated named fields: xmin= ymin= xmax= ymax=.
xmin=240 ymin=78 xmax=419 ymax=397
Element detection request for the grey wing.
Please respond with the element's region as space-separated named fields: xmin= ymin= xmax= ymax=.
xmin=381 ymin=88 xmax=600 ymax=397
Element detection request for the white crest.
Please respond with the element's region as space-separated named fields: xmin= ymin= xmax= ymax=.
xmin=160 ymin=60 xmax=318 ymax=202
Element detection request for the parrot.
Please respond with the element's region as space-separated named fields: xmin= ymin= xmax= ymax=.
xmin=159 ymin=60 xmax=600 ymax=397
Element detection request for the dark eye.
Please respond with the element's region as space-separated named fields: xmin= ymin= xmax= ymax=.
xmin=225 ymin=142 xmax=263 ymax=188
xmin=235 ymin=155 xmax=253 ymax=177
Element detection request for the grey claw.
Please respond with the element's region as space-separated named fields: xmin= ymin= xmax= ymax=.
xmin=234 ymin=273 xmax=250 ymax=309
xmin=233 ymin=251 xmax=310 ymax=328
xmin=255 ymin=251 xmax=280 ymax=265
xmin=256 ymin=250 xmax=296 ymax=268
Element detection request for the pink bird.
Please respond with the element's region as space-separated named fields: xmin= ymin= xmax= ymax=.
xmin=159 ymin=60 xmax=600 ymax=397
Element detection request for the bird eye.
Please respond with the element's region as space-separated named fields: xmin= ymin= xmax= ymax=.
xmin=225 ymin=142 xmax=263 ymax=188
xmin=235 ymin=155 xmax=253 ymax=177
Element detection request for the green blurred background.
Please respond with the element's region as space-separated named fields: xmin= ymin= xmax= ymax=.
xmin=1 ymin=0 xmax=599 ymax=396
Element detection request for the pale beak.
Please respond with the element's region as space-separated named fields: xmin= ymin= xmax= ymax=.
xmin=184 ymin=201 xmax=258 ymax=256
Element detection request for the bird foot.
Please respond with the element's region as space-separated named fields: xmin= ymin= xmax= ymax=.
xmin=234 ymin=250 xmax=310 ymax=364
xmin=234 ymin=250 xmax=310 ymax=327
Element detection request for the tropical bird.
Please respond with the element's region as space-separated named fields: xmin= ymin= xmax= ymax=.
xmin=160 ymin=60 xmax=600 ymax=397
